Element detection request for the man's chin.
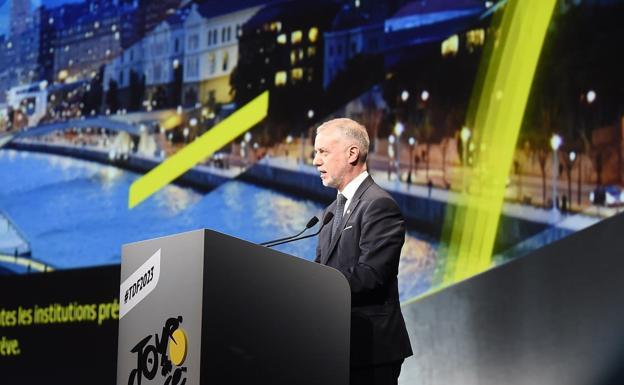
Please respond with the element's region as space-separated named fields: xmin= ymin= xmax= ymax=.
xmin=323 ymin=179 xmax=339 ymax=189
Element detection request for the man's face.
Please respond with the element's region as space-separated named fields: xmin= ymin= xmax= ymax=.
xmin=313 ymin=126 xmax=350 ymax=190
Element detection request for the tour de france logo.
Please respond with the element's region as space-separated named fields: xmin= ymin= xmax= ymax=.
xmin=128 ymin=316 xmax=188 ymax=385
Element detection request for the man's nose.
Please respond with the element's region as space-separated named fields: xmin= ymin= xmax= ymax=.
xmin=312 ymin=154 xmax=321 ymax=166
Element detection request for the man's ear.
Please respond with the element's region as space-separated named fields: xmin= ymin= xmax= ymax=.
xmin=347 ymin=145 xmax=360 ymax=165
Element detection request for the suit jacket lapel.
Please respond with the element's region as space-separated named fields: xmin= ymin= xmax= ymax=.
xmin=322 ymin=176 xmax=374 ymax=264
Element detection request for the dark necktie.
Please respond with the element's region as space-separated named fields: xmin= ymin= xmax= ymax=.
xmin=331 ymin=193 xmax=347 ymax=241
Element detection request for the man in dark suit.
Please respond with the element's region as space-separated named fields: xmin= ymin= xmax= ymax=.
xmin=313 ymin=118 xmax=412 ymax=385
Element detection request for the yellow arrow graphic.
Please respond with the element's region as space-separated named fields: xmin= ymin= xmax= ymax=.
xmin=128 ymin=91 xmax=269 ymax=208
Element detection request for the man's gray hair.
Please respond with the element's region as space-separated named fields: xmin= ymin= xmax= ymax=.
xmin=317 ymin=118 xmax=370 ymax=163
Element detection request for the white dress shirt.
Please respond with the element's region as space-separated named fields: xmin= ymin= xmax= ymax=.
xmin=338 ymin=170 xmax=369 ymax=215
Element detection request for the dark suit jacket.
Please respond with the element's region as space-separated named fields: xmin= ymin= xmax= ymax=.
xmin=316 ymin=176 xmax=413 ymax=367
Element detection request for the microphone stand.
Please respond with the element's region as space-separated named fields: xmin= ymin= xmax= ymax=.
xmin=259 ymin=216 xmax=319 ymax=246
xmin=265 ymin=212 xmax=334 ymax=248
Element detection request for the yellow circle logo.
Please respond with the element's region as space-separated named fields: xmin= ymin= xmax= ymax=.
xmin=168 ymin=328 xmax=188 ymax=366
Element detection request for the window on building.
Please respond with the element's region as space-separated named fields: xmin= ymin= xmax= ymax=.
xmin=209 ymin=53 xmax=216 ymax=74
xmin=187 ymin=57 xmax=199 ymax=77
xmin=237 ymin=25 xmax=242 ymax=37
xmin=270 ymin=21 xmax=282 ymax=32
xmin=207 ymin=31 xmax=212 ymax=46
xmin=290 ymin=50 xmax=297 ymax=65
xmin=291 ymin=67 xmax=303 ymax=82
xmin=154 ymin=63 xmax=162 ymax=83
xmin=441 ymin=34 xmax=459 ymax=57
xmin=227 ymin=26 xmax=232 ymax=42
xmin=466 ymin=29 xmax=485 ymax=51
xmin=291 ymin=30 xmax=302 ymax=44
xmin=307 ymin=46 xmax=316 ymax=57
xmin=277 ymin=34 xmax=287 ymax=44
xmin=222 ymin=51 xmax=229 ymax=71
xmin=274 ymin=71 xmax=287 ymax=86
xmin=222 ymin=27 xmax=226 ymax=43
xmin=308 ymin=27 xmax=318 ymax=43
xmin=175 ymin=38 xmax=180 ymax=52
xmin=189 ymin=34 xmax=199 ymax=50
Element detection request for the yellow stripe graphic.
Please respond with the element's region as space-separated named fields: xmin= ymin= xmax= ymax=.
xmin=128 ymin=91 xmax=269 ymax=208
xmin=438 ymin=0 xmax=557 ymax=286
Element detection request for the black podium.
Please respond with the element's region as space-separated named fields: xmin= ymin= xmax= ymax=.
xmin=116 ymin=229 xmax=350 ymax=385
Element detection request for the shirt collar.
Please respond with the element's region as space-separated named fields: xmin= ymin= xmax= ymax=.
xmin=339 ymin=170 xmax=369 ymax=201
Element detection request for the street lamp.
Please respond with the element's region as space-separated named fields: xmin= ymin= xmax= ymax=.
xmin=460 ymin=126 xmax=471 ymax=160
xmin=303 ymin=110 xmax=314 ymax=164
xmin=586 ymin=90 xmax=596 ymax=104
xmin=242 ymin=132 xmax=252 ymax=165
xmin=394 ymin=122 xmax=405 ymax=181
xmin=388 ymin=134 xmax=395 ymax=180
xmin=240 ymin=140 xmax=247 ymax=166
xmin=285 ymin=134 xmax=293 ymax=158
xmin=420 ymin=90 xmax=429 ymax=102
xmin=408 ymin=136 xmax=416 ymax=184
xmin=400 ymin=90 xmax=409 ymax=102
xmin=460 ymin=126 xmax=471 ymax=191
xmin=550 ymin=133 xmax=562 ymax=210
xmin=567 ymin=150 xmax=577 ymax=211
xmin=253 ymin=142 xmax=259 ymax=161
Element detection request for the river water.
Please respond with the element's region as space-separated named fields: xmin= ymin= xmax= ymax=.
xmin=0 ymin=149 xmax=439 ymax=301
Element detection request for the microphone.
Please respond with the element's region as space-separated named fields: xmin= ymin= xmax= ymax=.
xmin=265 ymin=212 xmax=334 ymax=248
xmin=259 ymin=216 xmax=319 ymax=246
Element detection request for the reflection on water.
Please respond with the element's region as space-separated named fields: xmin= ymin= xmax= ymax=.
xmin=97 ymin=167 xmax=124 ymax=191
xmin=0 ymin=149 xmax=439 ymax=300
xmin=156 ymin=184 xmax=202 ymax=215
xmin=400 ymin=233 xmax=438 ymax=299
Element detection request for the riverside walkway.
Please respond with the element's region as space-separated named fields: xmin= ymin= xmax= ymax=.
xmin=256 ymin=155 xmax=602 ymax=233
xmin=1 ymin=140 xmax=608 ymax=272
